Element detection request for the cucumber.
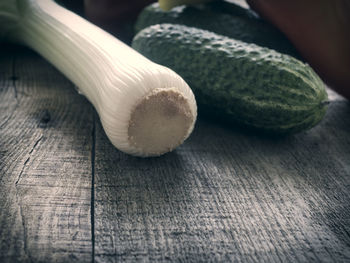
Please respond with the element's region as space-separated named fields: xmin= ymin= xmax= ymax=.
xmin=132 ymin=24 xmax=328 ymax=134
xmin=134 ymin=1 xmax=301 ymax=59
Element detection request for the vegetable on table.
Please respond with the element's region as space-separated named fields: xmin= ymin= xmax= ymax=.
xmin=132 ymin=24 xmax=328 ymax=134
xmin=135 ymin=2 xmax=301 ymax=59
xmin=0 ymin=0 xmax=197 ymax=157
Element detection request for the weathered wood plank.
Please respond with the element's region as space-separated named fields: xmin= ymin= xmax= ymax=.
xmin=1 ymin=43 xmax=350 ymax=263
xmin=0 ymin=45 xmax=93 ymax=262
xmin=94 ymin=89 xmax=350 ymax=262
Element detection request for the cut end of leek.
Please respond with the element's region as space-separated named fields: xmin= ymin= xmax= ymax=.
xmin=0 ymin=0 xmax=197 ymax=157
xmin=128 ymin=87 xmax=195 ymax=157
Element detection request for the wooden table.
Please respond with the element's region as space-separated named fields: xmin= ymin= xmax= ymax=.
xmin=0 ymin=44 xmax=349 ymax=262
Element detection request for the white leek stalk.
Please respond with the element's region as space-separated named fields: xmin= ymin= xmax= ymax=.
xmin=0 ymin=0 xmax=197 ymax=157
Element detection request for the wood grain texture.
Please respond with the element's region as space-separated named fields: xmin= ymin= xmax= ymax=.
xmin=0 ymin=45 xmax=349 ymax=263
xmin=0 ymin=45 xmax=93 ymax=262
xmin=94 ymin=88 xmax=350 ymax=261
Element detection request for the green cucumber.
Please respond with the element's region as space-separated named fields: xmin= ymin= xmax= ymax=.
xmin=134 ymin=1 xmax=301 ymax=58
xmin=132 ymin=24 xmax=328 ymax=134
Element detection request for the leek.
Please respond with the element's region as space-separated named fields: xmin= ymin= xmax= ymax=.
xmin=0 ymin=0 xmax=197 ymax=157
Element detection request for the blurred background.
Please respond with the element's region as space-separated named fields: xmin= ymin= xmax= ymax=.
xmin=59 ymin=0 xmax=248 ymax=44
xmin=60 ymin=0 xmax=156 ymax=43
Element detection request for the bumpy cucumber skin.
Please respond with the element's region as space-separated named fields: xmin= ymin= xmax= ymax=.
xmin=132 ymin=24 xmax=328 ymax=134
xmin=134 ymin=2 xmax=301 ymax=59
